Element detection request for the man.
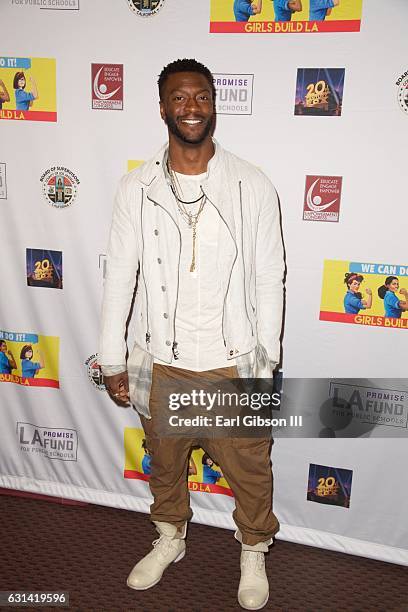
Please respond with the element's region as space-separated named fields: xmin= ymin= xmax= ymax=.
xmin=273 ymin=0 xmax=302 ymax=22
xmin=99 ymin=58 xmax=285 ymax=611
xmin=309 ymin=0 xmax=339 ymax=21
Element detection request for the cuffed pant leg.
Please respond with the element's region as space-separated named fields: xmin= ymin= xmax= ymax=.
xmin=203 ymin=437 xmax=279 ymax=547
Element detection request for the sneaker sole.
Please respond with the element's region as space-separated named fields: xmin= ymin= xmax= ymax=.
xmin=126 ymin=549 xmax=186 ymax=591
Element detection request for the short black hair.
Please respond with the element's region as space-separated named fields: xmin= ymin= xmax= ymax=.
xmin=158 ymin=58 xmax=215 ymax=101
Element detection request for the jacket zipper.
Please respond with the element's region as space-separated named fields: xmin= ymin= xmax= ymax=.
xmin=140 ymin=189 xmax=151 ymax=348
xmin=201 ymin=187 xmax=238 ymax=347
xmin=146 ymin=194 xmax=181 ymax=360
xmin=239 ymin=181 xmax=254 ymax=337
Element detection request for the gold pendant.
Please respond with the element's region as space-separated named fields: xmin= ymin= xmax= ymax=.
xmin=190 ymin=225 xmax=196 ymax=272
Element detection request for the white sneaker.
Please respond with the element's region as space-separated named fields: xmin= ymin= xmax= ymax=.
xmin=127 ymin=521 xmax=186 ymax=590
xmin=238 ymin=550 xmax=269 ymax=610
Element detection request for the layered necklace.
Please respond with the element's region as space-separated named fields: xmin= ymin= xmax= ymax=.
xmin=167 ymin=158 xmax=207 ymax=273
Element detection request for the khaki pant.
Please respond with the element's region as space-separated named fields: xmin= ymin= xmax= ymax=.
xmin=140 ymin=363 xmax=280 ymax=547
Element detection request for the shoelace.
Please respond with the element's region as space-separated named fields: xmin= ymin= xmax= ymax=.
xmin=241 ymin=551 xmax=265 ymax=574
xmin=151 ymin=535 xmax=174 ymax=562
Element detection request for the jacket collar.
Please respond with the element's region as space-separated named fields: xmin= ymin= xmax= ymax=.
xmin=145 ymin=139 xmax=237 ymax=239
xmin=144 ymin=146 xmax=174 ymax=213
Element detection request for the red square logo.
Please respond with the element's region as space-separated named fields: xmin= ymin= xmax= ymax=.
xmin=303 ymin=175 xmax=342 ymax=222
xmin=91 ymin=64 xmax=123 ymax=110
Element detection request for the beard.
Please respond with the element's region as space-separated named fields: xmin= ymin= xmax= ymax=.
xmin=165 ymin=114 xmax=214 ymax=145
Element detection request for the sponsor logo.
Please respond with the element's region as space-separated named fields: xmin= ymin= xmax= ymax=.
xmin=213 ymin=73 xmax=254 ymax=115
xmin=295 ymin=68 xmax=345 ymax=116
xmin=10 ymin=0 xmax=80 ymax=10
xmin=26 ymin=249 xmax=63 ymax=289
xmin=396 ymin=70 xmax=408 ymax=115
xmin=126 ymin=0 xmax=164 ymax=17
xmin=85 ymin=354 xmax=105 ymax=391
xmin=329 ymin=382 xmax=408 ymax=429
xmin=307 ymin=463 xmax=352 ymax=508
xmin=303 ymin=175 xmax=342 ymax=222
xmin=17 ymin=422 xmax=78 ymax=461
xmin=0 ymin=163 xmax=7 ymax=199
xmin=92 ymin=64 xmax=123 ymax=110
xmin=40 ymin=166 xmax=79 ymax=208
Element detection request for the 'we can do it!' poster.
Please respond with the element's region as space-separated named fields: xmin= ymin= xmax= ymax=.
xmin=0 ymin=57 xmax=57 ymax=122
xmin=320 ymin=260 xmax=408 ymax=330
xmin=210 ymin=0 xmax=363 ymax=33
xmin=0 ymin=330 xmax=59 ymax=388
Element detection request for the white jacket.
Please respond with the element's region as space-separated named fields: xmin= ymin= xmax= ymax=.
xmin=99 ymin=141 xmax=285 ymax=367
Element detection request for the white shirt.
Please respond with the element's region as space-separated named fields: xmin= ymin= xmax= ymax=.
xmin=154 ymin=171 xmax=236 ymax=371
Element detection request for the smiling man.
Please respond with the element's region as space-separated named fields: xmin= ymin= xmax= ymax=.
xmin=99 ymin=58 xmax=285 ymax=610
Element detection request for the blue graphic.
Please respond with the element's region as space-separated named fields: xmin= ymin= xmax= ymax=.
xmin=0 ymin=331 xmax=38 ymax=343
xmin=0 ymin=57 xmax=31 ymax=69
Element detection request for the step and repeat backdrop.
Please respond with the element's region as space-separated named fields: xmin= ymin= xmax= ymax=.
xmin=1 ymin=0 xmax=407 ymax=566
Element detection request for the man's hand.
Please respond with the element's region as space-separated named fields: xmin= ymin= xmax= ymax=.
xmin=104 ymin=371 xmax=130 ymax=406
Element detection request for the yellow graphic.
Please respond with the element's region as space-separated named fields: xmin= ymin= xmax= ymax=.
xmin=210 ymin=0 xmax=362 ymax=22
xmin=124 ymin=427 xmax=149 ymax=475
xmin=0 ymin=332 xmax=59 ymax=387
xmin=189 ymin=447 xmax=230 ymax=492
xmin=127 ymin=160 xmax=144 ymax=172
xmin=320 ymin=260 xmax=408 ymax=329
xmin=124 ymin=428 xmax=232 ymax=495
xmin=0 ymin=57 xmax=57 ymax=121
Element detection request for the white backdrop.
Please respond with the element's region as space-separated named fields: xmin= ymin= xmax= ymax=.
xmin=1 ymin=0 xmax=407 ymax=567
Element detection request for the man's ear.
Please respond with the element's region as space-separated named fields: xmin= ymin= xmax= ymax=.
xmin=159 ymin=100 xmax=166 ymax=122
